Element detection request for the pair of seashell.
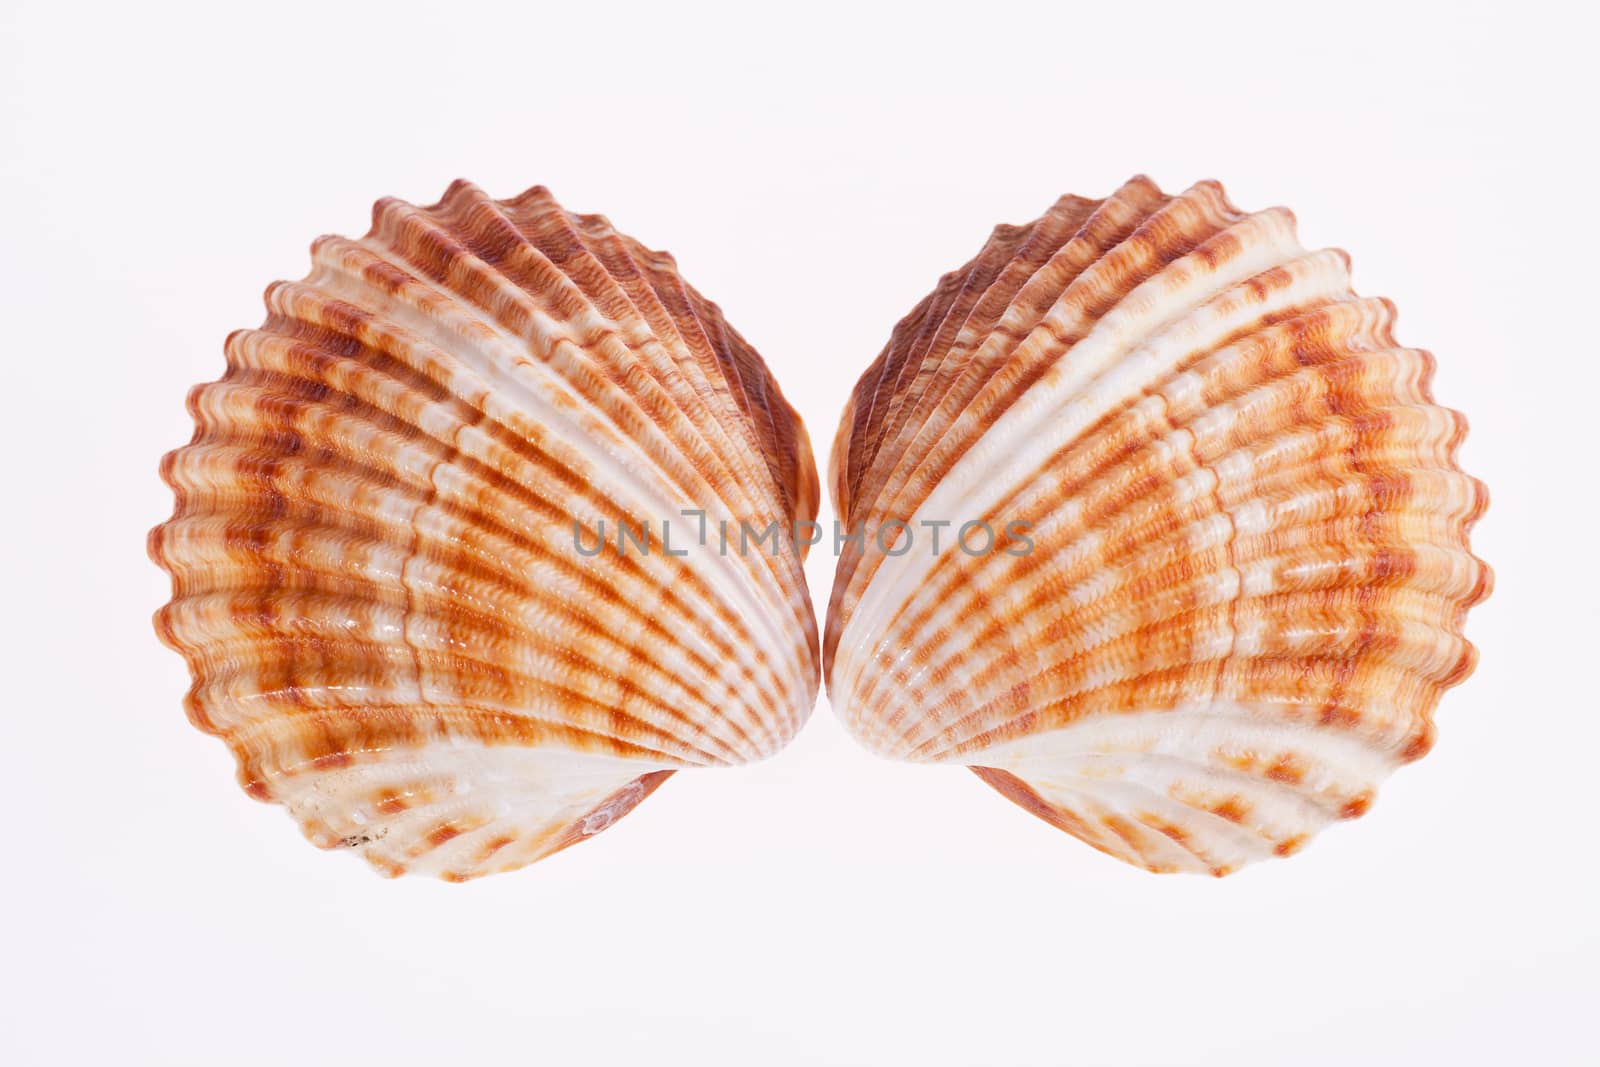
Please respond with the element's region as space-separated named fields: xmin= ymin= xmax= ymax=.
xmin=151 ymin=177 xmax=1489 ymax=880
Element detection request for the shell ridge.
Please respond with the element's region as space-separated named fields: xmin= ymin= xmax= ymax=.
xmin=168 ymin=364 xmax=790 ymax=754
xmin=834 ymin=214 xmax=1318 ymax=700
xmin=825 ymin=181 xmax=1180 ymax=667
xmin=166 ymin=586 xmax=742 ymax=766
xmin=861 ymin=443 xmax=1484 ymax=757
xmin=155 ymin=182 xmax=820 ymax=878
xmin=844 ymin=334 xmax=1452 ymax=730
xmin=231 ymin=296 xmax=797 ymax=721
xmin=466 ymin=190 xmax=817 ymax=699
xmin=840 ymin=207 xmax=1086 ymax=537
xmin=825 ymin=176 xmax=1487 ymax=874
xmin=300 ymin=237 xmax=811 ymax=717
xmin=846 ymin=181 xmax=1162 ymax=513
xmin=963 ymin=703 xmax=1411 ymax=871
xmin=831 ymin=195 xmax=1283 ymax=677
xmin=900 ymin=584 xmax=1472 ymax=764
xmin=474 ymin=188 xmax=791 ymax=529
xmin=852 ymin=186 xmax=1151 ymax=518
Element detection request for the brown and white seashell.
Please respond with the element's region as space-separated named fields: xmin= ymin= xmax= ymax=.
xmin=151 ymin=181 xmax=820 ymax=880
xmin=826 ymin=175 xmax=1490 ymax=875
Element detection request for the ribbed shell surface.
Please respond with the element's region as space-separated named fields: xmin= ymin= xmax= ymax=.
xmin=826 ymin=176 xmax=1489 ymax=875
xmin=152 ymin=182 xmax=820 ymax=880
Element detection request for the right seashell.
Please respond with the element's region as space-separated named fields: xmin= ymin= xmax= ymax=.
xmin=151 ymin=181 xmax=820 ymax=880
xmin=826 ymin=175 xmax=1490 ymax=875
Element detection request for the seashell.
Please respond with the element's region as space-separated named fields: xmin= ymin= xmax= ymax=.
xmin=151 ymin=181 xmax=820 ymax=880
xmin=825 ymin=175 xmax=1490 ymax=875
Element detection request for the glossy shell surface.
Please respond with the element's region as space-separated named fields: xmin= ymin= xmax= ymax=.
xmin=152 ymin=181 xmax=820 ymax=879
xmin=826 ymin=176 xmax=1489 ymax=874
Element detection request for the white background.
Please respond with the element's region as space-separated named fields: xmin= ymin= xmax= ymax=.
xmin=3 ymin=1 xmax=1596 ymax=1063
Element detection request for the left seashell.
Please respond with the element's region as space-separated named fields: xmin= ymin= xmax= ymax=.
xmin=150 ymin=181 xmax=820 ymax=880
xmin=826 ymin=176 xmax=1490 ymax=875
